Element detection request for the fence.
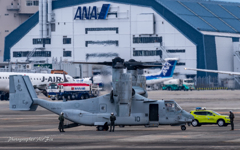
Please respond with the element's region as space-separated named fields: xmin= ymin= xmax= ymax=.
xmin=194 ymin=76 xmax=240 ymax=90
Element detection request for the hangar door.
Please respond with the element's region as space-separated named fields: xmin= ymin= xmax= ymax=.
xmin=149 ymin=104 xmax=159 ymax=121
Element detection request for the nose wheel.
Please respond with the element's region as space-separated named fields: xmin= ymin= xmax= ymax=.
xmin=181 ymin=125 xmax=186 ymax=131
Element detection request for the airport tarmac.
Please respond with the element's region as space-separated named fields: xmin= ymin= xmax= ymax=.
xmin=0 ymin=90 xmax=240 ymax=149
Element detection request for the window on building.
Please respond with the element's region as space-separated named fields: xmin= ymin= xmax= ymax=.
xmin=133 ymin=37 xmax=162 ymax=44
xmin=5 ymin=30 xmax=9 ymax=32
xmin=26 ymin=0 xmax=33 ymax=6
xmin=85 ymin=27 xmax=118 ymax=34
xmin=167 ymin=49 xmax=185 ymax=53
xmin=13 ymin=51 xmax=51 ymax=57
xmin=33 ymin=1 xmax=39 ymax=6
xmin=85 ymin=41 xmax=118 ymax=47
xmin=51 ymin=23 xmax=55 ymax=32
xmin=33 ymin=38 xmax=51 ymax=44
xmin=63 ymin=38 xmax=71 ymax=44
xmin=133 ymin=50 xmax=162 ymax=57
xmin=5 ymin=14 xmax=9 ymax=16
xmin=176 ymin=62 xmax=185 ymax=66
xmin=63 ymin=51 xmax=72 ymax=57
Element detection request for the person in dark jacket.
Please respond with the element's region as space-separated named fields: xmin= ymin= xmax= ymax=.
xmin=229 ymin=110 xmax=235 ymax=130
xmin=109 ymin=112 xmax=116 ymax=132
xmin=58 ymin=112 xmax=65 ymax=132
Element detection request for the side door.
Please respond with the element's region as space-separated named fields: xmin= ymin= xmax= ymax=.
xmin=194 ymin=111 xmax=207 ymax=123
xmin=205 ymin=111 xmax=216 ymax=123
xmin=149 ymin=104 xmax=159 ymax=126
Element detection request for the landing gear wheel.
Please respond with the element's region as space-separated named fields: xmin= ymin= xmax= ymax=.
xmin=181 ymin=125 xmax=186 ymax=131
xmin=217 ymin=119 xmax=225 ymax=127
xmin=97 ymin=126 xmax=104 ymax=131
xmin=191 ymin=119 xmax=199 ymax=127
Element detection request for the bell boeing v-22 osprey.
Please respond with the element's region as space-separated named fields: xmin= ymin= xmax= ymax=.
xmin=9 ymin=57 xmax=194 ymax=131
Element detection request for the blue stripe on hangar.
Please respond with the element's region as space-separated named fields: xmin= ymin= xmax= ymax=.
xmin=4 ymin=0 xmax=224 ymax=77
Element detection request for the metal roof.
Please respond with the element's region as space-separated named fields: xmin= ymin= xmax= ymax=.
xmin=158 ymin=0 xmax=240 ymax=33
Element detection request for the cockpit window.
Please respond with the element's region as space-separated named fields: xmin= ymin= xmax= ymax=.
xmin=176 ymin=103 xmax=182 ymax=111
xmin=165 ymin=101 xmax=175 ymax=111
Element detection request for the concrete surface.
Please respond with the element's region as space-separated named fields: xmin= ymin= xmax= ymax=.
xmin=0 ymin=90 xmax=239 ymax=149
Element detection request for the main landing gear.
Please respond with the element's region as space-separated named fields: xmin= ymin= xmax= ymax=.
xmin=181 ymin=125 xmax=186 ymax=131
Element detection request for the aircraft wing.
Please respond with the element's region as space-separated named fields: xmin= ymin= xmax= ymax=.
xmin=185 ymin=68 xmax=240 ymax=76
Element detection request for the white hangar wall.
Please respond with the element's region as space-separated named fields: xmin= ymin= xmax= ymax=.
xmin=10 ymin=1 xmax=197 ymax=78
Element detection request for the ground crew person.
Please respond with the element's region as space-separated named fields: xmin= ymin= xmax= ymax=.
xmin=58 ymin=112 xmax=65 ymax=132
xmin=229 ymin=110 xmax=235 ymax=130
xmin=109 ymin=112 xmax=116 ymax=132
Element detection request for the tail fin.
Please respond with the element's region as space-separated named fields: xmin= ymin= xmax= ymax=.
xmin=159 ymin=58 xmax=178 ymax=77
xmin=9 ymin=75 xmax=38 ymax=111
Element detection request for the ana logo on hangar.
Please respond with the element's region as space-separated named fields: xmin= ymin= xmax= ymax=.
xmin=74 ymin=4 xmax=111 ymax=20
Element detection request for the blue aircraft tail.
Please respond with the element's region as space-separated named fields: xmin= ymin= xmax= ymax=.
xmin=159 ymin=59 xmax=178 ymax=78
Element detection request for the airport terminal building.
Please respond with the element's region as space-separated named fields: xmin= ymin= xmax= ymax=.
xmin=4 ymin=0 xmax=240 ymax=79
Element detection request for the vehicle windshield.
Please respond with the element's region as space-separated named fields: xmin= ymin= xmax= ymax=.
xmin=184 ymin=80 xmax=193 ymax=83
xmin=48 ymin=84 xmax=58 ymax=89
xmin=212 ymin=111 xmax=221 ymax=115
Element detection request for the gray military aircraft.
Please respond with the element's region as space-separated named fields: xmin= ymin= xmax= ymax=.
xmin=9 ymin=57 xmax=194 ymax=131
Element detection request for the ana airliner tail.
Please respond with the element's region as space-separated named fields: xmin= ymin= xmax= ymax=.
xmin=145 ymin=58 xmax=178 ymax=85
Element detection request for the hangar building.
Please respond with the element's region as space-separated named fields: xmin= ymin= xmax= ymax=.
xmin=4 ymin=0 xmax=240 ymax=79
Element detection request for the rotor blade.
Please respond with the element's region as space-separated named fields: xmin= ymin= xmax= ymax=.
xmin=72 ymin=62 xmax=113 ymax=66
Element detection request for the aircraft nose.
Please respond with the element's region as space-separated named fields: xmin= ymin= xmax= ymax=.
xmin=183 ymin=110 xmax=194 ymax=120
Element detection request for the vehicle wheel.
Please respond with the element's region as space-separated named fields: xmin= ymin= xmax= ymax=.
xmin=97 ymin=126 xmax=104 ymax=131
xmin=74 ymin=94 xmax=78 ymax=100
xmin=0 ymin=95 xmax=4 ymax=101
xmin=181 ymin=125 xmax=186 ymax=131
xmin=55 ymin=95 xmax=59 ymax=100
xmin=85 ymin=94 xmax=89 ymax=99
xmin=80 ymin=95 xmax=84 ymax=100
xmin=42 ymin=90 xmax=48 ymax=97
xmin=93 ymin=90 xmax=99 ymax=97
xmin=51 ymin=98 xmax=55 ymax=101
xmin=192 ymin=119 xmax=199 ymax=127
xmin=217 ymin=119 xmax=225 ymax=127
xmin=56 ymin=95 xmax=61 ymax=100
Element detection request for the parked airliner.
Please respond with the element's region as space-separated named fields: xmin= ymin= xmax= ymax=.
xmin=0 ymin=72 xmax=74 ymax=99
